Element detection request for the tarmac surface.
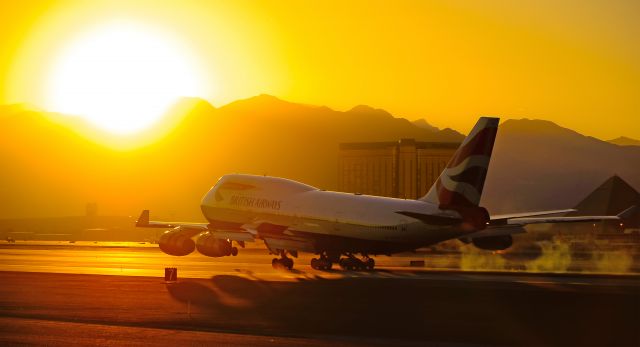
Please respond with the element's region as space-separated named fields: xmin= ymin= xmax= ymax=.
xmin=0 ymin=242 xmax=638 ymax=346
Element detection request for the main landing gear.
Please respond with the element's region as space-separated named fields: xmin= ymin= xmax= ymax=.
xmin=310 ymin=252 xmax=375 ymax=271
xmin=310 ymin=254 xmax=333 ymax=270
xmin=338 ymin=254 xmax=375 ymax=271
xmin=272 ymin=250 xmax=294 ymax=270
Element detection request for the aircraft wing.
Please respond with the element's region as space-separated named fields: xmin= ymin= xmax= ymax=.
xmin=464 ymin=215 xmax=618 ymax=242
xmin=135 ymin=210 xmax=257 ymax=242
xmin=505 ymin=215 xmax=619 ymax=226
xmin=459 ymin=206 xmax=638 ymax=242
xmin=135 ymin=210 xmax=209 ymax=231
xmin=488 ymin=205 xmax=636 ymax=227
xmin=206 ymin=230 xmax=256 ymax=242
xmin=489 ymin=209 xmax=575 ymax=224
xmin=399 ymin=207 xmax=625 ymax=230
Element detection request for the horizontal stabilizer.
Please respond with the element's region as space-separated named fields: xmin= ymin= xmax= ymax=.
xmin=396 ymin=211 xmax=462 ymax=225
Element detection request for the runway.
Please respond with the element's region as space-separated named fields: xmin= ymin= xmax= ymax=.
xmin=0 ymin=317 xmax=380 ymax=347
xmin=0 ymin=242 xmax=638 ymax=346
xmin=0 ymin=241 xmax=431 ymax=281
xmin=1 ymin=241 xmax=637 ymax=281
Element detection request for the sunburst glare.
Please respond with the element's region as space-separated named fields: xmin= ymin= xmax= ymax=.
xmin=46 ymin=20 xmax=207 ymax=134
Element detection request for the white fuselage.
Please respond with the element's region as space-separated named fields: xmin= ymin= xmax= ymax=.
xmin=199 ymin=174 xmax=468 ymax=254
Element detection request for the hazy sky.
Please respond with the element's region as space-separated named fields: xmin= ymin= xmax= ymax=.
xmin=2 ymin=0 xmax=639 ymax=138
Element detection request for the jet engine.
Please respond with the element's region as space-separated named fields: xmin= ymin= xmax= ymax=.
xmin=471 ymin=234 xmax=513 ymax=251
xmin=196 ymin=233 xmax=238 ymax=257
xmin=158 ymin=228 xmax=196 ymax=256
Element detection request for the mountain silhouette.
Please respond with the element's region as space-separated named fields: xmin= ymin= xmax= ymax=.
xmin=0 ymin=98 xmax=638 ymax=219
xmin=608 ymin=136 xmax=640 ymax=147
xmin=483 ymin=119 xmax=640 ymax=213
xmin=0 ymin=96 xmax=461 ymax=220
xmin=412 ymin=118 xmax=439 ymax=132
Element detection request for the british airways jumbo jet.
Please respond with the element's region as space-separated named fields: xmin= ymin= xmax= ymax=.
xmin=136 ymin=117 xmax=628 ymax=270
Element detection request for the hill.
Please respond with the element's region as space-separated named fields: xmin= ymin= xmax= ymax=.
xmin=1 ymin=98 xmax=638 ymax=219
xmin=483 ymin=119 xmax=640 ymax=213
xmin=608 ymin=136 xmax=640 ymax=147
xmin=0 ymin=96 xmax=461 ymax=220
xmin=412 ymin=118 xmax=439 ymax=132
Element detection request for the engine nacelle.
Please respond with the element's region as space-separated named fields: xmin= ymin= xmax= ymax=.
xmin=196 ymin=233 xmax=233 ymax=257
xmin=472 ymin=235 xmax=513 ymax=251
xmin=158 ymin=229 xmax=196 ymax=256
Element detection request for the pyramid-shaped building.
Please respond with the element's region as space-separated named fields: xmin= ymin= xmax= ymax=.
xmin=569 ymin=175 xmax=640 ymax=229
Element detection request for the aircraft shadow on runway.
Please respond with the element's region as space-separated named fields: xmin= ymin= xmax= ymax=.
xmin=165 ymin=274 xmax=639 ymax=346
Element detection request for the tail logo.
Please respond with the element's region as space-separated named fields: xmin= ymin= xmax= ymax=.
xmin=422 ymin=117 xmax=499 ymax=208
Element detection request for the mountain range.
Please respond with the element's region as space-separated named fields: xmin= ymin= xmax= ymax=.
xmin=608 ymin=136 xmax=640 ymax=147
xmin=485 ymin=118 xmax=640 ymax=213
xmin=0 ymin=95 xmax=638 ymax=220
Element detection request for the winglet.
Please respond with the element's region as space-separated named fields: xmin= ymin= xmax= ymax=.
xmin=136 ymin=210 xmax=150 ymax=227
xmin=395 ymin=211 xmax=462 ymax=226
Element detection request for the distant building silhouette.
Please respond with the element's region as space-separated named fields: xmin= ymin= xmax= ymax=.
xmin=569 ymin=175 xmax=640 ymax=231
xmin=338 ymin=139 xmax=459 ymax=199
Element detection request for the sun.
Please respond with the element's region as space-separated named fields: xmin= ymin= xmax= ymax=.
xmin=46 ymin=20 xmax=206 ymax=134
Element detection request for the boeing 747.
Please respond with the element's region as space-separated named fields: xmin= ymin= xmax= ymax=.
xmin=136 ymin=117 xmax=630 ymax=270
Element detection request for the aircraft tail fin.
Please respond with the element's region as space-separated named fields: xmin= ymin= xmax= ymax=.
xmin=420 ymin=117 xmax=499 ymax=208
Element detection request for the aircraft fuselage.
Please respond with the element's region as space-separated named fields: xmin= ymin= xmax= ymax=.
xmin=200 ymin=174 xmax=468 ymax=255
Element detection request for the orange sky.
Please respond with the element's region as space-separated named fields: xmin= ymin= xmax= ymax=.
xmin=2 ymin=0 xmax=639 ymax=139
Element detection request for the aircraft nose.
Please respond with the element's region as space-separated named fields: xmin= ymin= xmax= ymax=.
xmin=201 ymin=185 xmax=219 ymax=206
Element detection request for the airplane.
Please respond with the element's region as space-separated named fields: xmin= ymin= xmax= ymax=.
xmin=136 ymin=117 xmax=631 ymax=270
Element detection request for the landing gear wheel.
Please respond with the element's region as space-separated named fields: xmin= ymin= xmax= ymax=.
xmin=283 ymin=257 xmax=294 ymax=270
xmin=311 ymin=257 xmax=333 ymax=270
xmin=339 ymin=255 xmax=374 ymax=271
xmin=365 ymin=258 xmax=375 ymax=270
xmin=231 ymin=247 xmax=238 ymax=256
xmin=339 ymin=257 xmax=354 ymax=270
xmin=273 ymin=255 xmax=294 ymax=270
